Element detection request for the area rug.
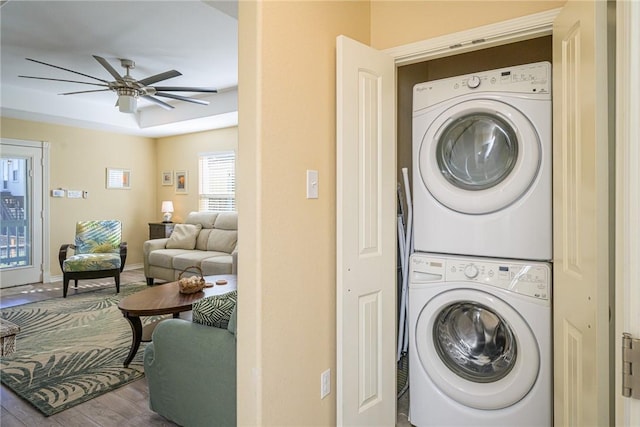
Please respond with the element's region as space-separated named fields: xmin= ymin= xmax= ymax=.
xmin=0 ymin=283 xmax=156 ymax=416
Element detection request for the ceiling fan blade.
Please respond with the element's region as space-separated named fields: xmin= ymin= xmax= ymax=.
xmin=152 ymin=86 xmax=217 ymax=93
xmin=155 ymin=92 xmax=210 ymax=106
xmin=138 ymin=70 xmax=182 ymax=86
xmin=142 ymin=95 xmax=174 ymax=110
xmin=18 ymin=75 xmax=111 ymax=88
xmin=26 ymin=58 xmax=110 ymax=84
xmin=60 ymin=89 xmax=111 ymax=95
xmin=92 ymin=55 xmax=124 ymax=83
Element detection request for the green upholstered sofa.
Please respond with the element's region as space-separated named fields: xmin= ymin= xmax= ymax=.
xmin=143 ymin=306 xmax=237 ymax=427
xmin=143 ymin=211 xmax=237 ymax=286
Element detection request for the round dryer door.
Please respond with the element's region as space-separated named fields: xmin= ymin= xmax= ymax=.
xmin=418 ymin=99 xmax=541 ymax=214
xmin=415 ymin=288 xmax=540 ymax=410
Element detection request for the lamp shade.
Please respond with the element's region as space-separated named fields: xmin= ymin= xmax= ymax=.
xmin=161 ymin=201 xmax=174 ymax=213
xmin=161 ymin=201 xmax=174 ymax=223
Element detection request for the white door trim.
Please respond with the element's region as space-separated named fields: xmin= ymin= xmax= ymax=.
xmin=615 ymin=0 xmax=640 ymax=423
xmin=384 ymin=8 xmax=561 ymax=66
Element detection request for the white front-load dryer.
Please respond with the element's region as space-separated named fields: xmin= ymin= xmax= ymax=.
xmin=413 ymin=62 xmax=552 ymax=260
xmin=408 ymin=253 xmax=552 ymax=427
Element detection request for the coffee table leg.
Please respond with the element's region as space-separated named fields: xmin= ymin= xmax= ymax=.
xmin=122 ymin=313 xmax=142 ymax=368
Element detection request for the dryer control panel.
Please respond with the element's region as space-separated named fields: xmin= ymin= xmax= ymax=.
xmin=413 ymin=61 xmax=551 ymax=111
xmin=410 ymin=254 xmax=551 ymax=301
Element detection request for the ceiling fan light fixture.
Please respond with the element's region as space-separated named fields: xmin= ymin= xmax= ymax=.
xmin=117 ymin=87 xmax=138 ymax=113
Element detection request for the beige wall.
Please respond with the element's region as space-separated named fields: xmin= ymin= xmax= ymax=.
xmin=1 ymin=117 xmax=238 ymax=280
xmin=238 ymin=0 xmax=565 ymax=425
xmin=237 ymin=1 xmax=370 ymax=425
xmin=370 ymin=0 xmax=566 ymax=49
xmin=1 ymin=117 xmax=155 ymax=277
xmin=155 ymin=127 xmax=238 ymax=223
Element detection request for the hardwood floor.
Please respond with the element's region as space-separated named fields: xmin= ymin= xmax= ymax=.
xmin=0 ymin=269 xmax=179 ymax=427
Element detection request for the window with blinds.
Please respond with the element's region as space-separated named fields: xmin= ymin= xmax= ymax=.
xmin=198 ymin=151 xmax=236 ymax=212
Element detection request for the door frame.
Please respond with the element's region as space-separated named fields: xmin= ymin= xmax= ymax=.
xmin=384 ymin=8 xmax=561 ymax=66
xmin=380 ymin=2 xmax=638 ymax=424
xmin=615 ymin=0 xmax=640 ymax=423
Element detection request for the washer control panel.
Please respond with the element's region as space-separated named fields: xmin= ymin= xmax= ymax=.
xmin=410 ymin=254 xmax=551 ymax=301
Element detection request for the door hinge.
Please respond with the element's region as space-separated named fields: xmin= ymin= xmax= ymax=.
xmin=623 ymin=333 xmax=640 ymax=399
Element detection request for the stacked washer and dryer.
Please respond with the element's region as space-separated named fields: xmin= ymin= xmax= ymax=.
xmin=408 ymin=62 xmax=553 ymax=426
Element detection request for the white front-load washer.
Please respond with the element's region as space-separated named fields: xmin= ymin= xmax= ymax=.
xmin=408 ymin=253 xmax=552 ymax=427
xmin=413 ymin=62 xmax=552 ymax=261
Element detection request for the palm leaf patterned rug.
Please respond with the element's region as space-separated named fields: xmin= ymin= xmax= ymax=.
xmin=0 ymin=283 xmax=157 ymax=416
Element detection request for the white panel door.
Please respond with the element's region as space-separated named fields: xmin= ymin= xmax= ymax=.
xmin=336 ymin=35 xmax=396 ymax=426
xmin=552 ymin=1 xmax=611 ymax=425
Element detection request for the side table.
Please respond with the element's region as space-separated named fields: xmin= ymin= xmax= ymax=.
xmin=149 ymin=222 xmax=175 ymax=239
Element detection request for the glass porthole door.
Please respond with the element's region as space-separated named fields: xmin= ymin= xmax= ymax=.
xmin=419 ymin=99 xmax=541 ymax=214
xmin=415 ymin=289 xmax=540 ymax=410
xmin=437 ymin=113 xmax=519 ymax=191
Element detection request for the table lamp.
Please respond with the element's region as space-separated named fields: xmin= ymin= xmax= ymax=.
xmin=161 ymin=201 xmax=174 ymax=223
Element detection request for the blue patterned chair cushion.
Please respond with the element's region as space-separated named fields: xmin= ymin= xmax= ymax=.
xmin=75 ymin=220 xmax=121 ymax=254
xmin=63 ymin=253 xmax=122 ymax=272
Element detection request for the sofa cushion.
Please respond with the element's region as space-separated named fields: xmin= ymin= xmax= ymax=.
xmin=200 ymin=255 xmax=234 ymax=275
xmin=192 ymin=290 xmax=237 ymax=328
xmin=195 ymin=228 xmax=212 ymax=251
xmin=166 ymin=224 xmax=202 ymax=250
xmin=185 ymin=212 xmax=218 ymax=229
xmin=172 ymin=251 xmax=228 ymax=272
xmin=213 ymin=212 xmax=237 ymax=230
xmin=207 ymin=229 xmax=237 ymax=253
xmin=148 ymin=249 xmax=193 ymax=269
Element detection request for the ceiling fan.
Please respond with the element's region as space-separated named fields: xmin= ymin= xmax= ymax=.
xmin=19 ymin=55 xmax=218 ymax=113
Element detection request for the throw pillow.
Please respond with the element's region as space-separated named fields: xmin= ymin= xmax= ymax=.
xmin=192 ymin=290 xmax=238 ymax=328
xmin=165 ymin=224 xmax=202 ymax=249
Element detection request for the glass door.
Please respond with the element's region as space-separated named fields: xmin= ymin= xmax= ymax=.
xmin=0 ymin=140 xmax=44 ymax=287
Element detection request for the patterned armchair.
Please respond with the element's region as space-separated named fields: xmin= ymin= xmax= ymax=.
xmin=58 ymin=220 xmax=127 ymax=298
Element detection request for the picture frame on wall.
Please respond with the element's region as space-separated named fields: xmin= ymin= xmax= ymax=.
xmin=175 ymin=170 xmax=188 ymax=194
xmin=106 ymin=168 xmax=131 ymax=189
xmin=162 ymin=171 xmax=173 ymax=186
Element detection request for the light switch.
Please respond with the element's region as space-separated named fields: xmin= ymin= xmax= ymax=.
xmin=67 ymin=190 xmax=82 ymax=199
xmin=306 ymin=170 xmax=318 ymax=199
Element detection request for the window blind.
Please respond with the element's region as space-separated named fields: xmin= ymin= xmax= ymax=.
xmin=198 ymin=151 xmax=236 ymax=212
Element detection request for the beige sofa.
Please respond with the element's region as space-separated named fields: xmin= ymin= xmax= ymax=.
xmin=143 ymin=211 xmax=237 ymax=286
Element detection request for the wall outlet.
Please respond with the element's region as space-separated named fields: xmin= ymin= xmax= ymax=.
xmin=321 ymin=369 xmax=330 ymax=399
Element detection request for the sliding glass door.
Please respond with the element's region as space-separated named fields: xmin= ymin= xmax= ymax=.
xmin=0 ymin=140 xmax=44 ymax=287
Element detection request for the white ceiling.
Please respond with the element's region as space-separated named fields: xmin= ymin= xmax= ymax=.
xmin=0 ymin=0 xmax=238 ymax=137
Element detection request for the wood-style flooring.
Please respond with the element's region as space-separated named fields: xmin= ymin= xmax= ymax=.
xmin=0 ymin=269 xmax=179 ymax=427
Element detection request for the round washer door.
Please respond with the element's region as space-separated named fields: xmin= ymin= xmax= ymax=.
xmin=415 ymin=288 xmax=540 ymax=410
xmin=418 ymin=99 xmax=541 ymax=214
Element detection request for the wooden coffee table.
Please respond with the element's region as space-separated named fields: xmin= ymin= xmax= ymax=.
xmin=117 ymin=274 xmax=237 ymax=367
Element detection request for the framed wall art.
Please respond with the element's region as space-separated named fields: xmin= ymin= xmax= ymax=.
xmin=106 ymin=168 xmax=131 ymax=189
xmin=175 ymin=170 xmax=188 ymax=194
xmin=162 ymin=171 xmax=173 ymax=186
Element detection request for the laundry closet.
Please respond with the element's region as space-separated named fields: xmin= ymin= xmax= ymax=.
xmin=395 ymin=36 xmax=553 ymax=427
